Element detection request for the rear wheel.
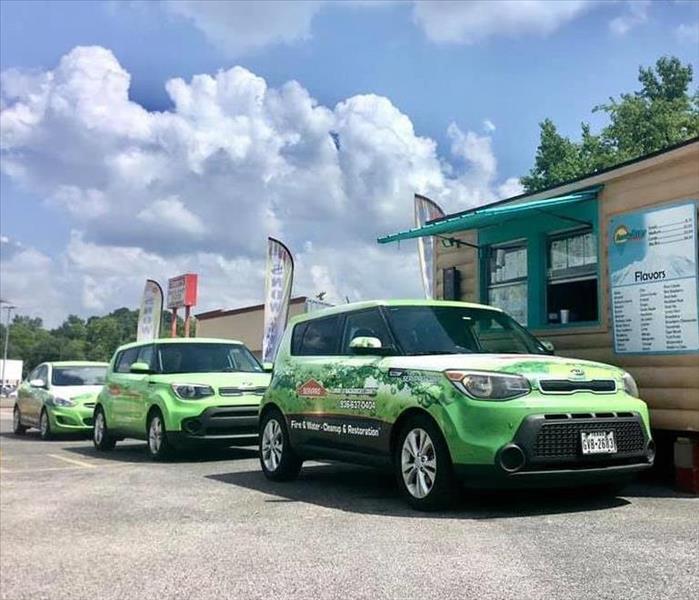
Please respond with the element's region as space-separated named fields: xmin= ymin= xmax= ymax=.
xmin=259 ymin=409 xmax=302 ymax=481
xmin=39 ymin=409 xmax=53 ymax=441
xmin=147 ymin=410 xmax=172 ymax=461
xmin=12 ymin=405 xmax=27 ymax=436
xmin=93 ymin=408 xmax=117 ymax=451
xmin=394 ymin=414 xmax=455 ymax=511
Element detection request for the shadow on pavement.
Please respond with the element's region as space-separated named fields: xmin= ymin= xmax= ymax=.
xmin=207 ymin=462 xmax=634 ymax=519
xmin=66 ymin=442 xmax=258 ymax=464
xmin=0 ymin=431 xmax=90 ymax=443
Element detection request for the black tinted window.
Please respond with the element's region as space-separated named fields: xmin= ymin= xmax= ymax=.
xmin=155 ymin=343 xmax=263 ymax=374
xmin=115 ymin=348 xmax=140 ymax=373
xmin=294 ymin=316 xmax=340 ymax=356
xmin=341 ymin=309 xmax=391 ymax=354
xmin=52 ymin=366 xmax=106 ymax=386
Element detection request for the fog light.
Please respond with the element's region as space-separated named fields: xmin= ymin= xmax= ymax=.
xmin=499 ymin=444 xmax=526 ymax=473
xmin=646 ymin=440 xmax=656 ymax=464
xmin=183 ymin=419 xmax=203 ymax=435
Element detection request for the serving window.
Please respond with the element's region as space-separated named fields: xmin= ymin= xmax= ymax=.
xmin=487 ymin=242 xmax=528 ymax=325
xmin=546 ymin=228 xmax=598 ymax=324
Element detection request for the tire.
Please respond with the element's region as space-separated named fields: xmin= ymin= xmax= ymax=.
xmin=146 ymin=410 xmax=172 ymax=461
xmin=39 ymin=408 xmax=53 ymax=441
xmin=259 ymin=409 xmax=302 ymax=481
xmin=394 ymin=414 xmax=456 ymax=511
xmin=93 ymin=407 xmax=117 ymax=451
xmin=12 ymin=405 xmax=27 ymax=436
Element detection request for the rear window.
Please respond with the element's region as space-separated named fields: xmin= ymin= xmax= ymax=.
xmin=291 ymin=316 xmax=341 ymax=356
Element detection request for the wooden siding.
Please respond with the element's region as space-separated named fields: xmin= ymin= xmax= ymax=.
xmin=435 ymin=145 xmax=699 ymax=432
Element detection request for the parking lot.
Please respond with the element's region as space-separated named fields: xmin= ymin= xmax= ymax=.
xmin=0 ymin=406 xmax=697 ymax=600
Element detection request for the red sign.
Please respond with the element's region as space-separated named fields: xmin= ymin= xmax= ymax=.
xmin=167 ymin=273 xmax=198 ymax=309
xmin=296 ymin=379 xmax=327 ymax=397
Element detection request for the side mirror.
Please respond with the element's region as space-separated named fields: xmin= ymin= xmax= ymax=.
xmin=262 ymin=362 xmax=274 ymax=373
xmin=30 ymin=378 xmax=47 ymax=389
xmin=349 ymin=336 xmax=391 ymax=355
xmin=130 ymin=362 xmax=153 ymax=375
xmin=540 ymin=340 xmax=555 ymax=355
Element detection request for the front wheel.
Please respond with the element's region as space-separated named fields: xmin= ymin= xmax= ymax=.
xmin=147 ymin=411 xmax=172 ymax=461
xmin=259 ymin=410 xmax=302 ymax=481
xmin=93 ymin=408 xmax=117 ymax=451
xmin=39 ymin=409 xmax=53 ymax=441
xmin=12 ymin=405 xmax=27 ymax=435
xmin=394 ymin=415 xmax=456 ymax=511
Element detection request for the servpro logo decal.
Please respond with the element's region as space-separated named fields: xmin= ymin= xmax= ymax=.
xmin=296 ymin=379 xmax=327 ymax=397
xmin=613 ymin=224 xmax=646 ymax=245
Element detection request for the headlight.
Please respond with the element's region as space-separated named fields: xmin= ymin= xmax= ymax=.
xmin=51 ymin=396 xmax=75 ymax=407
xmin=172 ymin=384 xmax=215 ymax=400
xmin=445 ymin=370 xmax=530 ymax=400
xmin=622 ymin=372 xmax=639 ymax=398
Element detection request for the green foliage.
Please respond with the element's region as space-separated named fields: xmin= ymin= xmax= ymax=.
xmin=0 ymin=306 xmax=196 ymax=375
xmin=522 ymin=56 xmax=699 ymax=193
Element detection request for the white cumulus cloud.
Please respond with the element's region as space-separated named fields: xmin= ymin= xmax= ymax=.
xmin=1 ymin=46 xmax=520 ymax=326
xmin=412 ymin=0 xmax=595 ymax=44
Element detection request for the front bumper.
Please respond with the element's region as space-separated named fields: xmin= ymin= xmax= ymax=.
xmin=171 ymin=405 xmax=259 ymax=447
xmin=440 ymin=402 xmax=655 ymax=488
xmin=49 ymin=404 xmax=95 ymax=432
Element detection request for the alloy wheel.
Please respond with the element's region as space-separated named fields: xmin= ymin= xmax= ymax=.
xmin=94 ymin=412 xmax=105 ymax=445
xmin=401 ymin=428 xmax=437 ymax=499
xmin=261 ymin=418 xmax=283 ymax=472
xmin=40 ymin=411 xmax=49 ymax=437
xmin=149 ymin=415 xmax=163 ymax=454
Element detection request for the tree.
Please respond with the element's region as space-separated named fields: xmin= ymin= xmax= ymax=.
xmin=522 ymin=56 xmax=699 ymax=193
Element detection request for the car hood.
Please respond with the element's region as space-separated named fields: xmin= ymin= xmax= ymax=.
xmin=148 ymin=371 xmax=271 ymax=388
xmin=385 ymin=354 xmax=624 ymax=382
xmin=52 ymin=385 xmax=104 ymax=401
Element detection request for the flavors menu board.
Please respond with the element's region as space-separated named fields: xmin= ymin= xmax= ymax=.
xmin=609 ymin=201 xmax=699 ymax=354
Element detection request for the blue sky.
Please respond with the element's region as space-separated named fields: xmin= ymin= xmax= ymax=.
xmin=1 ymin=1 xmax=698 ymax=324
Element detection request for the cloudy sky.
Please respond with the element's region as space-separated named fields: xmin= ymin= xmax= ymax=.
xmin=1 ymin=1 xmax=697 ymax=326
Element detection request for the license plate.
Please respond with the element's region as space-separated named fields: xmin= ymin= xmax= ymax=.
xmin=580 ymin=431 xmax=617 ymax=455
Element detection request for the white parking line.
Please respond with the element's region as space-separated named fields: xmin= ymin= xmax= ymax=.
xmin=46 ymin=454 xmax=97 ymax=469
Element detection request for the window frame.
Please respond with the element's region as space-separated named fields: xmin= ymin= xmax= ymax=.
xmin=477 ymin=197 xmax=601 ymax=331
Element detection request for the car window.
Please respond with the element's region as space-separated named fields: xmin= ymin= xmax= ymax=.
xmin=37 ymin=365 xmax=48 ymax=383
xmin=52 ymin=366 xmax=106 ymax=386
xmin=137 ymin=345 xmax=155 ymax=368
xmin=27 ymin=367 xmax=39 ymax=382
xmin=294 ymin=316 xmax=341 ymax=356
xmin=341 ymin=309 xmax=392 ymax=354
xmin=386 ymin=306 xmax=545 ymax=355
xmin=155 ymin=343 xmax=263 ymax=374
xmin=115 ymin=347 xmax=140 ymax=374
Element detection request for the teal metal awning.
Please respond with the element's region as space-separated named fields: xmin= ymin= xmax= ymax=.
xmin=377 ymin=186 xmax=601 ymax=244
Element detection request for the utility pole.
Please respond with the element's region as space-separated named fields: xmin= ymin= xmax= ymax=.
xmin=0 ymin=301 xmax=16 ymax=396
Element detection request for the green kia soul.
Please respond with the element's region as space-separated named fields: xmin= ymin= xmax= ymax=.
xmin=259 ymin=300 xmax=655 ymax=510
xmin=93 ymin=338 xmax=270 ymax=459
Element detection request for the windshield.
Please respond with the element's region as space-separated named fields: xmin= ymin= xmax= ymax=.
xmin=385 ymin=306 xmax=546 ymax=356
xmin=156 ymin=343 xmax=263 ymax=374
xmin=51 ymin=366 xmax=107 ymax=386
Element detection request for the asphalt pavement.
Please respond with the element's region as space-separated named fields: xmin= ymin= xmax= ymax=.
xmin=0 ymin=406 xmax=697 ymax=600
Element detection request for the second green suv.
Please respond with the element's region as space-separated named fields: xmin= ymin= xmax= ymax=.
xmin=93 ymin=338 xmax=270 ymax=459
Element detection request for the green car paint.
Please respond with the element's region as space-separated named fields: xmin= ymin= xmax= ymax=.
xmin=13 ymin=361 xmax=108 ymax=438
xmin=94 ymin=338 xmax=270 ymax=457
xmin=260 ymin=300 xmax=654 ymax=504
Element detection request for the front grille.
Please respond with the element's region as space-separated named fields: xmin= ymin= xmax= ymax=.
xmin=533 ymin=418 xmax=645 ymax=458
xmin=211 ymin=406 xmax=259 ymax=418
xmin=539 ymin=379 xmax=616 ymax=393
xmin=219 ymin=386 xmax=266 ymax=396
